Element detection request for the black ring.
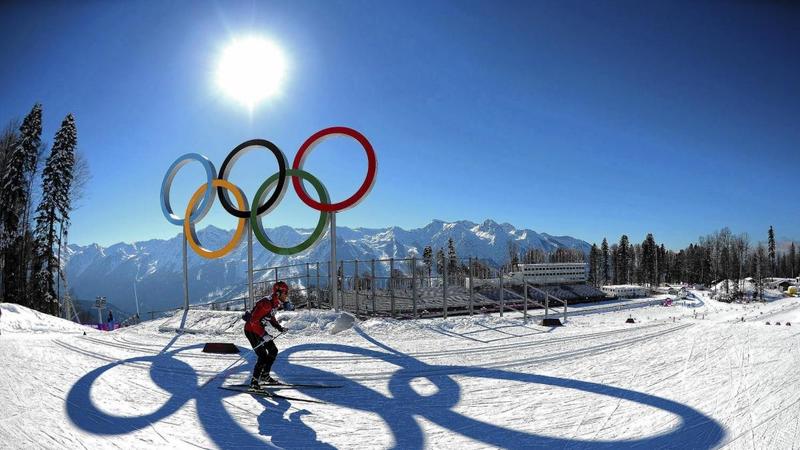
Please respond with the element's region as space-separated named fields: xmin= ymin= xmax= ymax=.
xmin=217 ymin=139 xmax=288 ymax=218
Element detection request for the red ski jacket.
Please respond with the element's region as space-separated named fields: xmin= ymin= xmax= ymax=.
xmin=244 ymin=296 xmax=282 ymax=336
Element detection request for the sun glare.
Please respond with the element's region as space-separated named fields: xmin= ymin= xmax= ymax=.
xmin=215 ymin=36 xmax=287 ymax=110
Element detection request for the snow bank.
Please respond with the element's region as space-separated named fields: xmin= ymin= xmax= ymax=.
xmin=284 ymin=310 xmax=356 ymax=335
xmin=358 ymin=313 xmax=538 ymax=336
xmin=0 ymin=303 xmax=93 ymax=333
xmin=712 ymin=279 xmax=784 ymax=301
xmin=154 ymin=309 xmax=244 ymax=334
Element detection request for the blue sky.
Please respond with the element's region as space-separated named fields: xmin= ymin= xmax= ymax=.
xmin=1 ymin=0 xmax=798 ymax=250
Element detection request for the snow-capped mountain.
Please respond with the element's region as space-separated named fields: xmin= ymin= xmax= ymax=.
xmin=63 ymin=219 xmax=590 ymax=314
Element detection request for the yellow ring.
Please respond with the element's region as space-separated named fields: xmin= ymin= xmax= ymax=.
xmin=184 ymin=179 xmax=247 ymax=259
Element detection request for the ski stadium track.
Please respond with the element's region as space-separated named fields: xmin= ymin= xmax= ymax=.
xmin=77 ymin=334 xmax=241 ymax=360
xmin=52 ymin=322 xmax=693 ymax=384
xmin=747 ymin=300 xmax=800 ymax=322
xmin=313 ymin=323 xmax=694 ymax=382
xmin=52 ymin=339 xmax=225 ymax=378
xmin=74 ymin=320 xmax=679 ymax=363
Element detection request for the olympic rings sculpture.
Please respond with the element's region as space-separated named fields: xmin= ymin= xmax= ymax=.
xmin=160 ymin=127 xmax=377 ymax=257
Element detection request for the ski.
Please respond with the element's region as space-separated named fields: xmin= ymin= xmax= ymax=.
xmin=225 ymin=382 xmax=342 ymax=389
xmin=219 ymin=385 xmax=327 ymax=404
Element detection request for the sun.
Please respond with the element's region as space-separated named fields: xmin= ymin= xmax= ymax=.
xmin=215 ymin=36 xmax=287 ymax=110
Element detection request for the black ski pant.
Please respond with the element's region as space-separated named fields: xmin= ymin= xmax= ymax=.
xmin=245 ymin=330 xmax=278 ymax=380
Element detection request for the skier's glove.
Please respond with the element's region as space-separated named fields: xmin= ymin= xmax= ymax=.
xmin=276 ymin=324 xmax=286 ymax=333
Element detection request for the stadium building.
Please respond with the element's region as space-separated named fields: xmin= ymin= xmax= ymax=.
xmin=509 ymin=262 xmax=588 ymax=285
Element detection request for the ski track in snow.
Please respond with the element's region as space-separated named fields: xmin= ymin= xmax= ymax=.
xmin=2 ymin=291 xmax=800 ymax=449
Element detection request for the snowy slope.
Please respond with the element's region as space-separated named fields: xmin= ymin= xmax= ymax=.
xmin=0 ymin=303 xmax=95 ymax=334
xmin=2 ymin=296 xmax=800 ymax=449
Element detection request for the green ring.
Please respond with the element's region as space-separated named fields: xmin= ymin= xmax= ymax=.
xmin=251 ymin=169 xmax=330 ymax=255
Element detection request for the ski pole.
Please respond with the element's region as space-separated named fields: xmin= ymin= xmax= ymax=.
xmin=199 ymin=332 xmax=284 ymax=390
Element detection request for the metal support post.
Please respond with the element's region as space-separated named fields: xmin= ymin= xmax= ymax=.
xmin=182 ymin=234 xmax=189 ymax=311
xmin=306 ymin=262 xmax=311 ymax=310
xmin=499 ymin=267 xmax=504 ymax=317
xmin=443 ymin=258 xmax=448 ymax=319
xmin=390 ymin=258 xmax=396 ymax=317
xmin=247 ymin=222 xmax=254 ymax=311
xmin=371 ymin=259 xmax=376 ymax=314
xmin=354 ymin=259 xmax=360 ymax=314
xmin=327 ymin=261 xmax=332 ymax=307
xmin=468 ymin=257 xmax=474 ymax=316
xmin=524 ymin=281 xmax=528 ymax=321
xmin=411 ymin=257 xmax=418 ymax=318
xmin=545 ymin=292 xmax=549 ymax=319
xmin=330 ymin=213 xmax=337 ymax=311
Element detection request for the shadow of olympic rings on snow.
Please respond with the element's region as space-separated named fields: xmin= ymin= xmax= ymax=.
xmin=65 ymin=331 xmax=726 ymax=449
xmin=65 ymin=343 xmax=326 ymax=448
xmin=270 ymin=328 xmax=726 ymax=449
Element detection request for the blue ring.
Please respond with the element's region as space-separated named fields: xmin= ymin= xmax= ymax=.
xmin=160 ymin=153 xmax=217 ymax=226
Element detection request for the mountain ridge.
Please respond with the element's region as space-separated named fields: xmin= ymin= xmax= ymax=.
xmin=63 ymin=219 xmax=590 ymax=315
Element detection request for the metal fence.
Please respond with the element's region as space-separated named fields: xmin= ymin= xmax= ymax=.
xmin=147 ymin=256 xmax=572 ymax=322
xmin=286 ymin=256 xmax=567 ymax=321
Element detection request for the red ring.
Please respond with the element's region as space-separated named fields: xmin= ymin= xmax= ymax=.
xmin=291 ymin=126 xmax=377 ymax=213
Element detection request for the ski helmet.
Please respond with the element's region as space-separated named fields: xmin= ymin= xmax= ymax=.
xmin=272 ymin=281 xmax=289 ymax=296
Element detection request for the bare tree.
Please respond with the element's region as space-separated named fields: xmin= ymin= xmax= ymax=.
xmin=56 ymin=150 xmax=91 ymax=303
xmin=68 ymin=150 xmax=91 ymax=208
xmin=507 ymin=241 xmax=519 ymax=272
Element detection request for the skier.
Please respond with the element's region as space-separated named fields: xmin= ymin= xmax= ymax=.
xmin=107 ymin=310 xmax=114 ymax=331
xmin=244 ymin=281 xmax=288 ymax=389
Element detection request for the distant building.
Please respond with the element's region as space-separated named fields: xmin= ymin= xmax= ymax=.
xmin=766 ymin=278 xmax=798 ymax=290
xmin=509 ymin=263 xmax=588 ymax=285
xmin=601 ymin=285 xmax=648 ymax=298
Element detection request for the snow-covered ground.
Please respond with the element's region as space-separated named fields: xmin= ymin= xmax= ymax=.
xmin=2 ymin=291 xmax=800 ymax=449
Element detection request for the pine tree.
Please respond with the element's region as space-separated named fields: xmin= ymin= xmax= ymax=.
xmin=754 ymin=244 xmax=766 ymax=301
xmin=0 ymin=104 xmax=42 ymax=306
xmin=791 ymin=242 xmax=797 ymax=278
xmin=720 ymin=247 xmax=731 ymax=294
xmin=422 ymin=245 xmax=433 ymax=277
xmin=447 ymin=238 xmax=458 ymax=275
xmin=435 ymin=248 xmax=445 ymax=277
xmin=641 ymin=234 xmax=657 ymax=286
xmin=0 ymin=121 xmax=20 ymax=302
xmin=32 ymin=114 xmax=76 ymax=315
xmin=589 ymin=244 xmax=599 ymax=287
xmin=633 ymin=243 xmax=644 ymax=285
xmin=673 ymin=249 xmax=685 ymax=283
xmin=780 ymin=253 xmax=789 ymax=278
xmin=601 ymin=238 xmax=610 ymax=285
xmin=609 ymin=244 xmax=619 ymax=284
xmin=730 ymin=244 xmax=741 ymax=298
xmin=617 ymin=235 xmax=630 ymax=284
xmin=703 ymin=246 xmax=712 ymax=286
xmin=768 ymin=226 xmax=776 ymax=277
